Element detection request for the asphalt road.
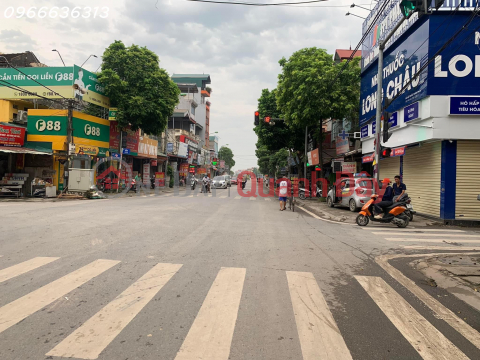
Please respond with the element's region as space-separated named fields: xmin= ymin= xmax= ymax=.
xmin=1 ymin=180 xmax=480 ymax=360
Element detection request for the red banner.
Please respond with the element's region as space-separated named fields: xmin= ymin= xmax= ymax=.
xmin=0 ymin=124 xmax=25 ymax=147
xmin=155 ymin=172 xmax=165 ymax=187
xmin=109 ymin=122 xmax=139 ymax=153
xmin=362 ymin=154 xmax=375 ymax=163
xmin=391 ymin=146 xmax=406 ymax=157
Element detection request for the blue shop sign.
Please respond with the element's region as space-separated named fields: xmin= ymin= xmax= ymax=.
xmin=122 ymin=148 xmax=130 ymax=155
xmin=372 ymin=122 xmax=376 ymax=135
xmin=167 ymin=142 xmax=174 ymax=152
xmin=404 ymin=102 xmax=419 ymax=122
xmin=388 ymin=112 xmax=398 ymax=128
xmin=361 ymin=125 xmax=369 ymax=138
xmin=450 ymin=96 xmax=480 ymax=115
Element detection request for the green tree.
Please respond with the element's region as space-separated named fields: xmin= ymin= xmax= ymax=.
xmin=255 ymin=145 xmax=271 ymax=175
xmin=218 ymin=146 xmax=235 ymax=169
xmin=276 ymin=47 xmax=360 ymax=181
xmin=98 ymin=40 xmax=180 ymax=135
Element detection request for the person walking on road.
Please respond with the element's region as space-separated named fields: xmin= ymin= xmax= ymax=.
xmin=279 ymin=177 xmax=288 ymax=211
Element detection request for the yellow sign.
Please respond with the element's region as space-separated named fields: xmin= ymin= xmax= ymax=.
xmin=75 ymin=144 xmax=98 ymax=156
xmin=108 ymin=108 xmax=118 ymax=121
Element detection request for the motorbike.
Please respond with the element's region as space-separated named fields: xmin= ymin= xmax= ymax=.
xmin=394 ymin=193 xmax=415 ymax=221
xmin=127 ymin=179 xmax=137 ymax=193
xmin=356 ymin=194 xmax=410 ymax=228
xmin=242 ymin=180 xmax=246 ymax=189
xmin=191 ymin=178 xmax=197 ymax=190
xmin=298 ymin=187 xmax=322 ymax=200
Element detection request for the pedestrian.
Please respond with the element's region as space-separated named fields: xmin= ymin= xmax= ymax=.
xmin=279 ymin=177 xmax=288 ymax=211
xmin=374 ymin=178 xmax=394 ymax=219
xmin=392 ymin=175 xmax=407 ymax=202
xmin=134 ymin=172 xmax=142 ymax=192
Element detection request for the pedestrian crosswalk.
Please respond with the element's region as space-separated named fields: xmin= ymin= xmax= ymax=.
xmin=363 ymin=227 xmax=480 ymax=247
xmin=1 ymin=256 xmax=479 ymax=359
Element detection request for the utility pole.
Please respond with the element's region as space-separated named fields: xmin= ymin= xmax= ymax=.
xmin=374 ymin=17 xmax=407 ymax=185
xmin=304 ymin=126 xmax=307 ymax=181
xmin=66 ymin=100 xmax=74 ymax=190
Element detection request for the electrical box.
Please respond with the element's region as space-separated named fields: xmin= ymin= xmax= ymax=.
xmin=68 ymin=169 xmax=94 ymax=192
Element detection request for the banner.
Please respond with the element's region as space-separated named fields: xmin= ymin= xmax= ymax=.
xmin=109 ymin=121 xmax=139 ymax=154
xmin=138 ymin=137 xmax=158 ymax=159
xmin=75 ymin=144 xmax=98 ymax=156
xmin=0 ymin=66 xmax=110 ymax=108
xmin=143 ymin=164 xmax=150 ymax=185
xmin=0 ymin=124 xmax=25 ymax=147
xmin=155 ymin=172 xmax=165 ymax=187
xmin=336 ymin=137 xmax=349 ymax=155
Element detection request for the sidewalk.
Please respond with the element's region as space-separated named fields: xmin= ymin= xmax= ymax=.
xmin=296 ymin=197 xmax=438 ymax=227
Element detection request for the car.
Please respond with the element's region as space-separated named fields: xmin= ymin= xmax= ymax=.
xmin=224 ymin=175 xmax=231 ymax=187
xmin=231 ymin=177 xmax=238 ymax=185
xmin=212 ymin=175 xmax=228 ymax=189
xmin=326 ymin=176 xmax=374 ymax=212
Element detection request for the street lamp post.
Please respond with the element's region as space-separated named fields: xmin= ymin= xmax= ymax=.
xmin=81 ymin=54 xmax=98 ymax=68
xmin=52 ymin=49 xmax=66 ymax=66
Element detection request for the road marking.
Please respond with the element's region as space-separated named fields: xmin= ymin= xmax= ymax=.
xmin=365 ymin=228 xmax=464 ymax=232
xmin=234 ymin=196 xmax=241 ymax=200
xmin=150 ymin=194 xmax=155 ymax=197
xmin=402 ymin=245 xmax=480 ymax=250
xmin=187 ymin=195 xmax=194 ymax=198
xmin=376 ymin=232 xmax=480 ymax=237
xmin=249 ymin=197 xmax=257 ymax=201
xmin=286 ymin=271 xmax=352 ymax=360
xmin=175 ymin=267 xmax=246 ymax=360
xmin=0 ymin=259 xmax=119 ymax=334
xmin=385 ymin=238 xmax=480 ymax=243
xmin=219 ymin=195 xmax=227 ymax=199
xmin=264 ymin=198 xmax=271 ymax=201
xmin=47 ymin=262 xmax=182 ymax=360
xmin=0 ymin=257 xmax=59 ymax=284
xmin=376 ymin=253 xmax=480 ymax=350
xmin=355 ymin=276 xmax=468 ymax=360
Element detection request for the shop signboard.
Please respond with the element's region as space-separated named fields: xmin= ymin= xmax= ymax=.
xmin=108 ymin=108 xmax=118 ymax=120
xmin=179 ymin=163 xmax=189 ymax=177
xmin=450 ymin=96 xmax=480 ymax=115
xmin=151 ymin=160 xmax=158 ymax=167
xmin=336 ymin=137 xmax=349 ymax=155
xmin=0 ymin=66 xmax=110 ymax=108
xmin=311 ymin=148 xmax=319 ymax=166
xmin=109 ymin=122 xmax=139 ymax=155
xmin=404 ymin=102 xmax=419 ymax=122
xmin=143 ymin=164 xmax=150 ymax=185
xmin=220 ymin=160 xmax=225 ymax=169
xmin=138 ymin=137 xmax=158 ymax=159
xmin=307 ymin=151 xmax=312 ymax=165
xmin=362 ymin=153 xmax=374 ymax=163
xmin=155 ymin=172 xmax=165 ymax=187
xmin=360 ymin=20 xmax=429 ymax=126
xmin=342 ymin=162 xmax=357 ymax=174
xmin=122 ymin=148 xmax=130 ymax=155
xmin=72 ymin=113 xmax=110 ymax=148
xmin=361 ymin=125 xmax=369 ymax=139
xmin=391 ymin=146 xmax=406 ymax=157
xmin=177 ymin=142 xmax=188 ymax=158
xmin=167 ymin=142 xmax=174 ymax=153
xmin=0 ymin=124 xmax=25 ymax=147
xmin=372 ymin=122 xmax=376 ymax=135
xmin=75 ymin=144 xmax=98 ymax=156
xmin=387 ymin=112 xmax=398 ymax=128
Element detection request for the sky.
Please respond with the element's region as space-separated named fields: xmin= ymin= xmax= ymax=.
xmin=0 ymin=0 xmax=370 ymax=171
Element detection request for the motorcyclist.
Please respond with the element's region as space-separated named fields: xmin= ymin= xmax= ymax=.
xmin=374 ymin=178 xmax=394 ymax=219
xmin=201 ymin=175 xmax=211 ymax=193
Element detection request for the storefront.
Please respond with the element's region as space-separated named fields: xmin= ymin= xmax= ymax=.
xmin=360 ymin=11 xmax=480 ymax=223
xmin=136 ymin=136 xmax=158 ymax=186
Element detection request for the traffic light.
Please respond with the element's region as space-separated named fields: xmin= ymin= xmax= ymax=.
xmin=264 ymin=116 xmax=271 ymax=123
xmin=381 ymin=147 xmax=391 ymax=158
xmin=399 ymin=0 xmax=430 ymax=18
xmin=315 ymin=165 xmax=321 ymax=171
xmin=212 ymin=158 xmax=218 ymax=166
xmin=254 ymin=111 xmax=260 ymax=126
xmin=306 ymin=162 xmax=310 ymax=167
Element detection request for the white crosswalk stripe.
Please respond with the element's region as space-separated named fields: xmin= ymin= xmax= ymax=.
xmin=175 ymin=267 xmax=246 ymax=360
xmin=249 ymin=197 xmax=257 ymax=201
xmin=385 ymin=238 xmax=480 ymax=243
xmin=356 ymin=276 xmax=469 ymax=359
xmin=364 ymin=228 xmax=465 ymax=232
xmin=47 ymin=263 xmax=182 ymax=360
xmin=0 ymin=259 xmax=119 ymax=334
xmin=0 ymin=257 xmax=59 ymax=283
xmin=287 ymin=271 xmax=352 ymax=360
xmin=377 ymin=232 xmax=480 ymax=238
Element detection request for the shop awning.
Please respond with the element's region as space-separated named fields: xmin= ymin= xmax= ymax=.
xmin=0 ymin=146 xmax=53 ymax=155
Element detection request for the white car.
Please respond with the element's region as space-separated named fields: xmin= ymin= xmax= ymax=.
xmin=212 ymin=175 xmax=228 ymax=189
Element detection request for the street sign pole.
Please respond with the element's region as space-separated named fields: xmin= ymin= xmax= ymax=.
xmin=374 ymin=16 xmax=407 ymax=186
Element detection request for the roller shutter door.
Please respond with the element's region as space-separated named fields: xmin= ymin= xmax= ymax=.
xmin=403 ymin=142 xmax=441 ymax=217
xmin=379 ymin=156 xmax=400 ymax=183
xmin=456 ymin=141 xmax=480 ymax=220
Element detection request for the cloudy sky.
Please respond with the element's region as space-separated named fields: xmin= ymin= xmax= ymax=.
xmin=0 ymin=0 xmax=371 ymax=170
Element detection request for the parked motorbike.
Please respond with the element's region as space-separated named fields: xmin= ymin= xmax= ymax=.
xmin=298 ymin=187 xmax=322 ymax=200
xmin=356 ymin=194 xmax=410 ymax=228
xmin=97 ymin=178 xmax=106 ymax=192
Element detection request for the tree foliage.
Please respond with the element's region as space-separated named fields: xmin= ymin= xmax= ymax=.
xmin=98 ymin=40 xmax=180 ymax=135
xmin=218 ymin=146 xmax=235 ymax=169
xmin=276 ymin=47 xmax=360 ymax=127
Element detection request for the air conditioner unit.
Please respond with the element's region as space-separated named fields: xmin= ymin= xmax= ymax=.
xmin=15 ymin=110 xmax=28 ymax=124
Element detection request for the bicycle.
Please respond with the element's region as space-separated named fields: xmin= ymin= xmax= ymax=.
xmin=288 ymin=189 xmax=295 ymax=212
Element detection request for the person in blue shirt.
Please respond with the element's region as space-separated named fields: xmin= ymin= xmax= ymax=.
xmin=392 ymin=175 xmax=407 ymax=201
xmin=374 ymin=178 xmax=394 ymax=219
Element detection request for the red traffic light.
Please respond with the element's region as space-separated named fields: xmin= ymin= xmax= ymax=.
xmin=264 ymin=116 xmax=271 ymax=123
xmin=255 ymin=111 xmax=259 ymax=116
xmin=381 ymin=148 xmax=391 ymax=158
xmin=315 ymin=166 xmax=321 ymax=171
